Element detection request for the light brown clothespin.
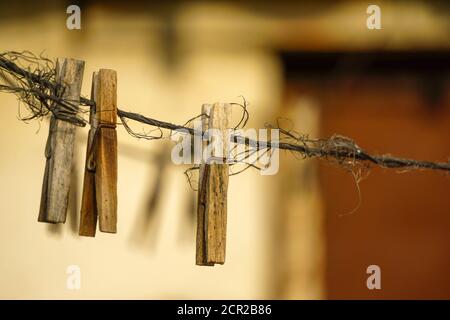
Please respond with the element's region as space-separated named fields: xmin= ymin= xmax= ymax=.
xmin=196 ymin=103 xmax=231 ymax=266
xmin=38 ymin=58 xmax=85 ymax=223
xmin=79 ymin=69 xmax=118 ymax=236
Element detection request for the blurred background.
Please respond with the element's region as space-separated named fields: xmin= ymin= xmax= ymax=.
xmin=0 ymin=0 xmax=449 ymax=299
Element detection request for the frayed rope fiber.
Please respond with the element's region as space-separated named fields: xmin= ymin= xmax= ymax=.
xmin=1 ymin=51 xmax=449 ymax=175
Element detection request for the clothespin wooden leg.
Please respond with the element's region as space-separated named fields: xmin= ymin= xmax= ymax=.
xmin=196 ymin=104 xmax=213 ymax=266
xmin=79 ymin=72 xmax=99 ymax=236
xmin=38 ymin=58 xmax=85 ymax=223
xmin=196 ymin=103 xmax=231 ymax=266
xmin=95 ymin=69 xmax=118 ymax=233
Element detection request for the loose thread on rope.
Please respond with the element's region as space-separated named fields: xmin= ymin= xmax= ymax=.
xmin=1 ymin=51 xmax=449 ymax=176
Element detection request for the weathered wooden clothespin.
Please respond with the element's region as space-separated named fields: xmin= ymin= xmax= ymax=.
xmin=79 ymin=69 xmax=118 ymax=236
xmin=196 ymin=103 xmax=231 ymax=266
xmin=38 ymin=58 xmax=85 ymax=223
xmin=79 ymin=72 xmax=99 ymax=236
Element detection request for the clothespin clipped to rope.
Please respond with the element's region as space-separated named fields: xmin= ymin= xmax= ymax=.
xmin=78 ymin=72 xmax=99 ymax=236
xmin=196 ymin=103 xmax=232 ymax=266
xmin=79 ymin=69 xmax=118 ymax=236
xmin=38 ymin=58 xmax=85 ymax=223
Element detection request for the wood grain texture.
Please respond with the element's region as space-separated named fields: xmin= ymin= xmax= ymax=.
xmin=196 ymin=104 xmax=214 ymax=266
xmin=79 ymin=72 xmax=99 ymax=237
xmin=196 ymin=103 xmax=231 ymax=265
xmin=38 ymin=58 xmax=85 ymax=223
xmin=95 ymin=69 xmax=118 ymax=233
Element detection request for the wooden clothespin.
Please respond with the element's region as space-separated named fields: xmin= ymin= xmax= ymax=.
xmin=38 ymin=58 xmax=85 ymax=223
xmin=196 ymin=103 xmax=231 ymax=266
xmin=79 ymin=72 xmax=99 ymax=236
xmin=79 ymin=69 xmax=118 ymax=236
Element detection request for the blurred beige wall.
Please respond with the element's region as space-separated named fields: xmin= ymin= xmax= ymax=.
xmin=0 ymin=3 xmax=282 ymax=299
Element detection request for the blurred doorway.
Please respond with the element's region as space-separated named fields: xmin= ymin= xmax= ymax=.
xmin=280 ymin=51 xmax=450 ymax=299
